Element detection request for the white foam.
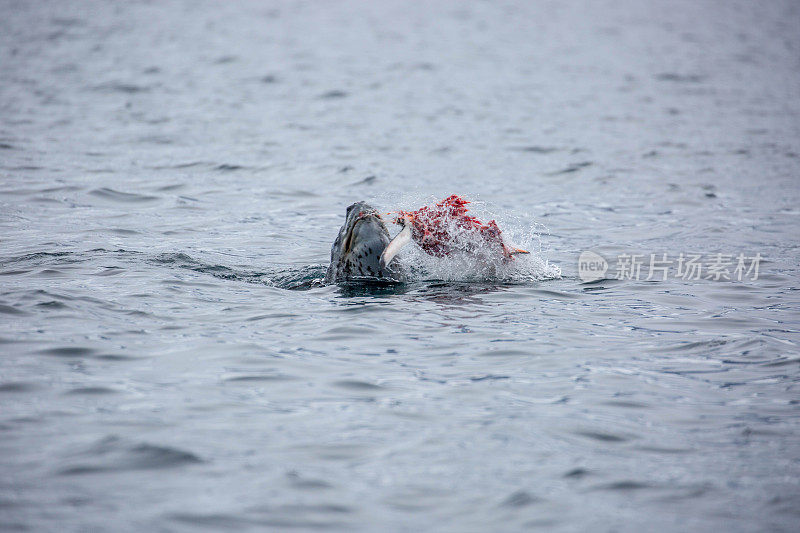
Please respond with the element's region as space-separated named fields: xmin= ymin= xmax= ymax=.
xmin=378 ymin=195 xmax=561 ymax=283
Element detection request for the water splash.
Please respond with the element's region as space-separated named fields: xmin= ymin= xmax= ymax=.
xmin=381 ymin=194 xmax=561 ymax=283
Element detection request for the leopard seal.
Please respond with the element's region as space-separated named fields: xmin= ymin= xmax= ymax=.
xmin=325 ymin=202 xmax=404 ymax=283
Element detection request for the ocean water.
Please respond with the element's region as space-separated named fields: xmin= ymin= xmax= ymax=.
xmin=1 ymin=1 xmax=799 ymax=531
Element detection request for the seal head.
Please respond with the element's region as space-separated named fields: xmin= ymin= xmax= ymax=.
xmin=325 ymin=202 xmax=404 ymax=283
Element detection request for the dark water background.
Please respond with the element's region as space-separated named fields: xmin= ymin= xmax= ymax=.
xmin=2 ymin=1 xmax=799 ymax=531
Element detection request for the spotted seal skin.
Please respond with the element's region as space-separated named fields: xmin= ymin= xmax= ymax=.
xmin=325 ymin=202 xmax=405 ymax=283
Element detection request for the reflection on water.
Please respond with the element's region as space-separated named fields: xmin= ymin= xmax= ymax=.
xmin=1 ymin=0 xmax=799 ymax=531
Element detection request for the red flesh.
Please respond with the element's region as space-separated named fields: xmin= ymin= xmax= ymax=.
xmin=394 ymin=195 xmax=516 ymax=260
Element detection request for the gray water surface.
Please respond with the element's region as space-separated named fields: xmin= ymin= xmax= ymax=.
xmin=1 ymin=1 xmax=799 ymax=531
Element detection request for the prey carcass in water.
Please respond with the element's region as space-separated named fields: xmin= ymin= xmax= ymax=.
xmin=380 ymin=194 xmax=529 ymax=269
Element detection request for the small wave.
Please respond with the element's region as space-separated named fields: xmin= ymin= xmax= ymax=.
xmin=590 ymin=480 xmax=652 ymax=491
xmin=656 ymin=72 xmax=706 ymax=83
xmin=0 ymin=382 xmax=41 ymax=393
xmin=269 ymin=265 xmax=327 ymax=289
xmin=0 ymin=304 xmax=28 ymax=315
xmin=64 ymin=386 xmax=118 ymax=395
xmin=154 ymin=252 xmax=242 ymax=280
xmin=509 ymin=146 xmax=559 ymax=154
xmin=214 ymin=163 xmax=247 ymax=171
xmin=153 ymin=252 xmax=324 ymax=289
xmin=319 ymin=89 xmax=348 ymax=99
xmin=90 ymin=81 xmax=151 ymax=93
xmin=332 ymin=379 xmax=384 ymax=391
xmin=575 ymin=430 xmax=630 ymax=443
xmin=547 ymin=161 xmax=593 ymax=175
xmin=224 ymin=374 xmax=300 ymax=383
xmin=168 ymin=511 xmax=347 ymax=530
xmin=1 ymin=251 xmax=72 ymax=266
xmin=501 ymin=490 xmax=541 ymax=507
xmin=350 ymin=175 xmax=377 ymax=186
xmin=58 ymin=436 xmax=202 ymax=475
xmin=150 ymin=161 xmax=210 ymax=170
xmin=90 ymin=187 xmax=159 ymax=203
xmin=38 ymin=346 xmax=96 ymax=357
xmin=1 ymin=250 xmax=142 ymax=277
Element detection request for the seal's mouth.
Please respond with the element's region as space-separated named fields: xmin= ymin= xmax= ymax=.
xmin=342 ymin=211 xmax=384 ymax=257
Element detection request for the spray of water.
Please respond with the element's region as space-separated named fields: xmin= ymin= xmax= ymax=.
xmin=379 ymin=194 xmax=561 ymax=283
